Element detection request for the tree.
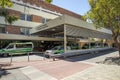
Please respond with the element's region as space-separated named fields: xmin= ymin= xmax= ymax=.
xmin=44 ymin=0 xmax=52 ymax=3
xmin=0 ymin=0 xmax=13 ymax=8
xmin=0 ymin=9 xmax=18 ymax=24
xmin=85 ymin=0 xmax=120 ymax=56
xmin=0 ymin=0 xmax=18 ymax=33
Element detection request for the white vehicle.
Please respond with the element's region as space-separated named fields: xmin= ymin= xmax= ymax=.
xmin=0 ymin=42 xmax=34 ymax=57
xmin=45 ymin=46 xmax=71 ymax=55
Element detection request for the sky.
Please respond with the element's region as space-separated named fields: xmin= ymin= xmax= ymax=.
xmin=52 ymin=0 xmax=90 ymax=15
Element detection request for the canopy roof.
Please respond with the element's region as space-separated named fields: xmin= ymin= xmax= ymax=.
xmin=31 ymin=15 xmax=112 ymax=39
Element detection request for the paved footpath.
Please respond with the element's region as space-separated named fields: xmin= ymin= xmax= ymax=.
xmin=62 ymin=64 xmax=120 ymax=80
xmin=0 ymin=51 xmax=120 ymax=80
xmin=0 ymin=69 xmax=30 ymax=80
xmin=1 ymin=59 xmax=92 ymax=80
xmin=1 ymin=58 xmax=120 ymax=80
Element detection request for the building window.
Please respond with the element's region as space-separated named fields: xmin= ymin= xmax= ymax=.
xmin=20 ymin=13 xmax=25 ymax=20
xmin=0 ymin=27 xmax=5 ymax=33
xmin=27 ymin=15 xmax=32 ymax=21
xmin=42 ymin=17 xmax=51 ymax=23
xmin=42 ymin=18 xmax=46 ymax=23
xmin=20 ymin=27 xmax=31 ymax=35
xmin=46 ymin=19 xmax=51 ymax=22
xmin=20 ymin=13 xmax=32 ymax=21
xmin=0 ymin=25 xmax=5 ymax=33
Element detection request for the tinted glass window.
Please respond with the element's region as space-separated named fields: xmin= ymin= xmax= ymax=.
xmin=20 ymin=13 xmax=32 ymax=21
xmin=20 ymin=13 xmax=25 ymax=20
xmin=16 ymin=44 xmax=32 ymax=48
xmin=0 ymin=27 xmax=5 ymax=33
xmin=42 ymin=18 xmax=46 ymax=23
xmin=27 ymin=15 xmax=32 ymax=21
xmin=59 ymin=47 xmax=64 ymax=50
xmin=42 ymin=18 xmax=51 ymax=23
xmin=20 ymin=27 xmax=30 ymax=35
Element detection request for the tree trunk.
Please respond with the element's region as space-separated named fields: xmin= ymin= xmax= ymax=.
xmin=114 ymin=36 xmax=120 ymax=57
xmin=118 ymin=43 xmax=120 ymax=57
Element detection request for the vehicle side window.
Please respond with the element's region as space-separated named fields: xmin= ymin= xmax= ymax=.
xmin=67 ymin=47 xmax=71 ymax=50
xmin=59 ymin=47 xmax=64 ymax=50
xmin=16 ymin=44 xmax=32 ymax=48
xmin=25 ymin=44 xmax=32 ymax=48
xmin=7 ymin=45 xmax=14 ymax=49
xmin=16 ymin=44 xmax=24 ymax=48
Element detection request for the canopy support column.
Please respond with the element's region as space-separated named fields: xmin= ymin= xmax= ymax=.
xmin=102 ymin=39 xmax=105 ymax=48
xmin=64 ymin=24 xmax=67 ymax=53
xmin=89 ymin=38 xmax=91 ymax=49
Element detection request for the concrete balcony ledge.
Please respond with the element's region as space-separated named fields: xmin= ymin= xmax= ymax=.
xmin=0 ymin=33 xmax=63 ymax=41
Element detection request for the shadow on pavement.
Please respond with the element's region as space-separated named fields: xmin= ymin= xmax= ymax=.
xmin=0 ymin=63 xmax=11 ymax=78
xmin=63 ymin=49 xmax=117 ymax=62
xmin=0 ymin=66 xmax=24 ymax=78
xmin=0 ymin=70 xmax=10 ymax=78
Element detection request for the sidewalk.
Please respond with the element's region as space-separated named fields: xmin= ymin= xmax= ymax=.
xmin=1 ymin=59 xmax=120 ymax=80
xmin=0 ymin=50 xmax=120 ymax=80
xmin=62 ymin=64 xmax=120 ymax=80
xmin=0 ymin=60 xmax=93 ymax=80
xmin=0 ymin=69 xmax=30 ymax=80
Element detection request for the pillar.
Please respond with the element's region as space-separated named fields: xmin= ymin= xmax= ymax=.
xmin=88 ymin=38 xmax=91 ymax=49
xmin=64 ymin=24 xmax=67 ymax=53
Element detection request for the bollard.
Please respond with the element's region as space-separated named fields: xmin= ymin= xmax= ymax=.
xmin=10 ymin=53 xmax=12 ymax=64
xmin=28 ymin=52 xmax=29 ymax=62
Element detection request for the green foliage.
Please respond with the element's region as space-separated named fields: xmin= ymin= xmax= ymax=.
xmin=6 ymin=16 xmax=18 ymax=25
xmin=0 ymin=0 xmax=13 ymax=8
xmin=0 ymin=0 xmax=18 ymax=25
xmin=45 ymin=0 xmax=53 ymax=3
xmin=85 ymin=0 xmax=120 ymax=35
xmin=85 ymin=0 xmax=120 ymax=56
xmin=0 ymin=8 xmax=18 ymax=24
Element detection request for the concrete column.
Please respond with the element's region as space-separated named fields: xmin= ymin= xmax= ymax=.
xmin=64 ymin=24 xmax=67 ymax=53
xmin=102 ymin=39 xmax=105 ymax=48
xmin=88 ymin=38 xmax=91 ymax=49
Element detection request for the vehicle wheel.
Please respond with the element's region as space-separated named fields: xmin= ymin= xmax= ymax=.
xmin=3 ymin=53 xmax=9 ymax=57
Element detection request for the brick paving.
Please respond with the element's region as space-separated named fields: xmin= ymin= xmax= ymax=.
xmin=4 ymin=60 xmax=93 ymax=80
xmin=1 ymin=59 xmax=120 ymax=80
xmin=0 ymin=50 xmax=120 ymax=80
xmin=34 ymin=60 xmax=92 ymax=79
xmin=20 ymin=66 xmax=57 ymax=80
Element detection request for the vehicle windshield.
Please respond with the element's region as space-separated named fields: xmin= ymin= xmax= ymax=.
xmin=6 ymin=44 xmax=14 ymax=49
xmin=51 ymin=46 xmax=64 ymax=50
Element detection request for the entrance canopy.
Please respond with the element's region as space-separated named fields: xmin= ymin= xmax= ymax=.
xmin=31 ymin=15 xmax=112 ymax=39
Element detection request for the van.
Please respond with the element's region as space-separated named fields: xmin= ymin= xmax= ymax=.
xmin=0 ymin=42 xmax=34 ymax=57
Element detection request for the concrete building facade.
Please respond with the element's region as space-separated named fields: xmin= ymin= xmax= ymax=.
xmin=0 ymin=0 xmax=82 ymax=35
xmin=0 ymin=0 xmax=113 ymax=50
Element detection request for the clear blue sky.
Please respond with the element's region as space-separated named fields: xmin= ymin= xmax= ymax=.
xmin=52 ymin=0 xmax=90 ymax=15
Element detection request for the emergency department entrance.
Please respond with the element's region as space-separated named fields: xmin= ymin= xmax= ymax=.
xmin=0 ymin=15 xmax=113 ymax=52
xmin=31 ymin=15 xmax=112 ymax=53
